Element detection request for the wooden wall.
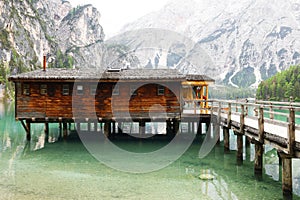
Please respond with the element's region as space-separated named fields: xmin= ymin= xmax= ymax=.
xmin=15 ymin=81 xmax=181 ymax=120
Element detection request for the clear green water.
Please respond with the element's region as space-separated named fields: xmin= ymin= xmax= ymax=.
xmin=1 ymin=102 xmax=300 ymax=200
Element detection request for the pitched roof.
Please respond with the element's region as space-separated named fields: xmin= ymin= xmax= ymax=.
xmin=9 ymin=68 xmax=185 ymax=81
xmin=9 ymin=68 xmax=215 ymax=82
xmin=186 ymin=74 xmax=215 ymax=82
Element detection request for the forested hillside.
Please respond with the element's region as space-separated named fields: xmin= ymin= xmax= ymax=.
xmin=256 ymin=65 xmax=300 ymax=101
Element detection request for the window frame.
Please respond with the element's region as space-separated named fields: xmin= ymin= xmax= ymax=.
xmin=90 ymin=85 xmax=97 ymax=95
xmin=76 ymin=85 xmax=84 ymax=95
xmin=157 ymin=85 xmax=165 ymax=96
xmin=23 ymin=84 xmax=30 ymax=95
xmin=40 ymin=84 xmax=47 ymax=95
xmin=62 ymin=84 xmax=70 ymax=96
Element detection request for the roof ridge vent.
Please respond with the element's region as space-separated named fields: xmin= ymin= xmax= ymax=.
xmin=107 ymin=68 xmax=122 ymax=72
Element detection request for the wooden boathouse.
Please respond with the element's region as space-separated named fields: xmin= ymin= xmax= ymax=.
xmin=8 ymin=67 xmax=215 ymax=140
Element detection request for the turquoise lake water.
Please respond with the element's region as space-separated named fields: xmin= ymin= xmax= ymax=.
xmin=1 ymin=101 xmax=300 ymax=199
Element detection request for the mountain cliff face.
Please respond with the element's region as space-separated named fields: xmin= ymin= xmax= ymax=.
xmin=0 ymin=0 xmax=108 ymax=77
xmin=119 ymin=0 xmax=300 ymax=88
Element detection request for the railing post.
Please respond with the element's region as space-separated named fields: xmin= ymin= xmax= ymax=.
xmin=227 ymin=103 xmax=231 ymax=129
xmin=269 ymin=102 xmax=274 ymax=120
xmin=288 ymin=108 xmax=295 ymax=155
xmin=258 ymin=106 xmax=264 ymax=143
xmin=218 ymin=102 xmax=221 ymax=124
xmin=254 ymin=106 xmax=264 ymax=175
xmin=240 ymin=104 xmax=245 ymax=134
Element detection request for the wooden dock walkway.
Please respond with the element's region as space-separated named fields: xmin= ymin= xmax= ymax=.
xmin=184 ymin=99 xmax=300 ymax=198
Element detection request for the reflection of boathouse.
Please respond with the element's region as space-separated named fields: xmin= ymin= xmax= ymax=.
xmin=9 ymin=68 xmax=214 ymax=140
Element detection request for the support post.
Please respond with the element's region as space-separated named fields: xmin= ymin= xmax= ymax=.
xmin=188 ymin=122 xmax=192 ymax=133
xmin=197 ymin=123 xmax=202 ymax=135
xmin=26 ymin=120 xmax=31 ymax=141
xmin=173 ymin=119 xmax=180 ymax=134
xmin=139 ymin=121 xmax=145 ymax=136
xmin=112 ymin=122 xmax=116 ymax=135
xmin=166 ymin=120 xmax=172 ymax=136
xmin=76 ymin=123 xmax=81 ymax=131
xmin=227 ymin=103 xmax=231 ymax=129
xmin=44 ymin=122 xmax=49 ymax=141
xmin=288 ymin=108 xmax=295 ymax=155
xmin=104 ymin=122 xmax=111 ymax=138
xmin=223 ymin=127 xmax=230 ymax=152
xmin=269 ymin=102 xmax=274 ymax=120
xmin=63 ymin=122 xmax=68 ymax=139
xmin=192 ymin=122 xmax=195 ymax=134
xmin=94 ymin=122 xmax=98 ymax=132
xmin=282 ymin=156 xmax=293 ymax=199
xmin=240 ymin=105 xmax=245 ymax=134
xmin=236 ymin=133 xmax=243 ymax=165
xmin=87 ymin=123 xmax=91 ymax=132
xmin=254 ymin=143 xmax=264 ymax=175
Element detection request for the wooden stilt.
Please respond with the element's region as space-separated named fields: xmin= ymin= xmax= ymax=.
xmin=45 ymin=122 xmax=49 ymax=141
xmin=282 ymin=156 xmax=293 ymax=199
xmin=94 ymin=122 xmax=97 ymax=132
xmin=76 ymin=123 xmax=81 ymax=131
xmin=26 ymin=120 xmax=31 ymax=141
xmin=112 ymin=122 xmax=116 ymax=135
xmin=139 ymin=121 xmax=145 ymax=136
xmin=223 ymin=127 xmax=230 ymax=152
xmin=104 ymin=122 xmax=111 ymax=138
xmin=188 ymin=122 xmax=191 ymax=133
xmin=236 ymin=133 xmax=243 ymax=164
xmin=59 ymin=122 xmax=62 ymax=139
xmin=254 ymin=143 xmax=264 ymax=175
xmin=166 ymin=120 xmax=172 ymax=136
xmin=192 ymin=122 xmax=195 ymax=134
xmin=245 ymin=136 xmax=250 ymax=147
xmin=63 ymin=123 xmax=68 ymax=139
xmin=205 ymin=122 xmax=210 ymax=132
xmin=118 ymin=122 xmax=123 ymax=134
xmin=173 ymin=120 xmax=179 ymax=134
xmin=87 ymin=123 xmax=91 ymax=132
xmin=197 ymin=123 xmax=202 ymax=135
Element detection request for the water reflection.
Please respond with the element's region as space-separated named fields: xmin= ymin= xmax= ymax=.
xmin=1 ymin=101 xmax=300 ymax=199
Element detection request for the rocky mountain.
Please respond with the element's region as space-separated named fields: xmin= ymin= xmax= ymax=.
xmin=0 ymin=0 xmax=137 ymax=87
xmin=117 ymin=0 xmax=300 ymax=88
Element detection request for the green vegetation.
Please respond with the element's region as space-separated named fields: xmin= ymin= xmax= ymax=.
xmin=48 ymin=50 xmax=74 ymax=69
xmin=256 ymin=65 xmax=300 ymax=102
xmin=210 ymin=86 xmax=256 ymax=100
xmin=231 ymin=67 xmax=256 ymax=88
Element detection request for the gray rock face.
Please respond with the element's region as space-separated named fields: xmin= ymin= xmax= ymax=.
xmin=0 ymin=0 xmax=108 ymax=73
xmin=119 ymin=0 xmax=300 ymax=87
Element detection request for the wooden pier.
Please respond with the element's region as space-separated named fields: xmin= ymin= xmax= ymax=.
xmin=203 ymin=99 xmax=300 ymax=199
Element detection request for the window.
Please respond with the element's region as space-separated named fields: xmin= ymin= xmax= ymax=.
xmin=130 ymin=85 xmax=137 ymax=96
xmin=40 ymin=84 xmax=47 ymax=95
xmin=77 ymin=85 xmax=84 ymax=95
xmin=90 ymin=85 xmax=97 ymax=95
xmin=112 ymin=85 xmax=119 ymax=96
xmin=157 ymin=85 xmax=165 ymax=95
xmin=23 ymin=84 xmax=30 ymax=95
xmin=62 ymin=84 xmax=69 ymax=95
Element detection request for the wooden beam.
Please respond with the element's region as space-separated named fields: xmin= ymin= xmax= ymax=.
xmin=258 ymin=107 xmax=264 ymax=143
xmin=236 ymin=132 xmax=243 ymax=165
xmin=227 ymin=103 xmax=231 ymax=129
xmin=254 ymin=143 xmax=264 ymax=175
xmin=240 ymin=105 xmax=245 ymax=134
xmin=223 ymin=127 xmax=230 ymax=152
xmin=288 ymin=108 xmax=295 ymax=155
xmin=282 ymin=157 xmax=293 ymax=198
xmin=63 ymin=123 xmax=68 ymax=139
